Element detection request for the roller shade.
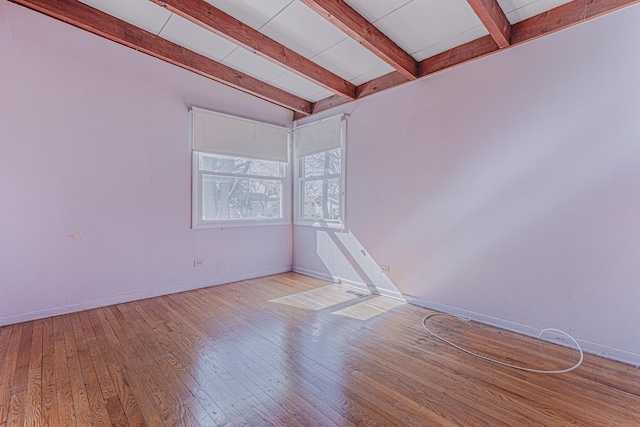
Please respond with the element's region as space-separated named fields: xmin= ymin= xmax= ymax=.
xmin=192 ymin=107 xmax=289 ymax=162
xmin=293 ymin=114 xmax=344 ymax=158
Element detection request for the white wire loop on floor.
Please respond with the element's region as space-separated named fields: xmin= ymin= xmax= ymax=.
xmin=422 ymin=313 xmax=583 ymax=374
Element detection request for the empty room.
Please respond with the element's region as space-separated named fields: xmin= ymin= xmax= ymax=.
xmin=1 ymin=0 xmax=640 ymax=425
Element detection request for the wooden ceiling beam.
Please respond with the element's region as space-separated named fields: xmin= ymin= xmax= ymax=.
xmin=296 ymin=72 xmax=410 ymax=119
xmin=467 ymin=0 xmax=511 ymax=48
xmin=299 ymin=0 xmax=418 ymax=80
xmin=9 ymin=0 xmax=312 ymax=115
xmin=153 ymin=0 xmax=356 ymax=100
xmin=310 ymin=0 xmax=640 ymax=116
xmin=357 ymin=72 xmax=409 ymax=98
xmin=511 ymin=0 xmax=640 ymax=44
xmin=419 ymin=35 xmax=499 ymax=77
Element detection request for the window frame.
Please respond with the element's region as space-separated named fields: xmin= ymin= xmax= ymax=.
xmin=293 ymin=116 xmax=346 ymax=230
xmin=192 ymin=151 xmax=291 ymax=229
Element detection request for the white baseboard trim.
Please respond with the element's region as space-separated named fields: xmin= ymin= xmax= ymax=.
xmin=338 ymin=278 xmax=406 ymax=301
xmin=291 ymin=266 xmax=339 ymax=283
xmin=0 ymin=266 xmax=292 ymax=327
xmin=405 ymin=294 xmax=640 ymax=368
xmin=292 ymin=266 xmax=406 ymax=301
xmin=569 ymin=338 xmax=640 ymax=368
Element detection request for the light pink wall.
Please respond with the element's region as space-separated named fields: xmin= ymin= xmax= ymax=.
xmin=294 ymin=5 xmax=640 ymax=364
xmin=0 ymin=2 xmax=292 ymax=325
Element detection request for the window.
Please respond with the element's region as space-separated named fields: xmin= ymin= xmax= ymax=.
xmin=196 ymin=153 xmax=286 ymax=223
xmin=300 ymin=148 xmax=341 ymax=221
xmin=293 ymin=115 xmax=346 ymax=228
xmin=192 ymin=108 xmax=290 ymax=228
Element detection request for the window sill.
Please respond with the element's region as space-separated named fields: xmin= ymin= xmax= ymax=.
xmin=193 ymin=219 xmax=290 ymax=229
xmin=294 ymin=220 xmax=345 ymax=231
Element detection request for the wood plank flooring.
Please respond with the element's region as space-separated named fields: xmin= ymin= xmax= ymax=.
xmin=1 ymin=272 xmax=639 ymax=426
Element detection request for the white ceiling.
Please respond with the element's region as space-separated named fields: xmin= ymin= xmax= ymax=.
xmin=77 ymin=0 xmax=575 ymax=103
xmin=159 ymin=14 xmax=237 ymax=62
xmin=499 ymin=0 xmax=573 ymax=24
xmin=204 ymin=0 xmax=293 ymax=30
xmin=78 ymin=0 xmax=170 ymax=35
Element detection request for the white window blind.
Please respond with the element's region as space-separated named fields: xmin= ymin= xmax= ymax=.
xmin=293 ymin=114 xmax=344 ymax=158
xmin=192 ymin=107 xmax=289 ymax=162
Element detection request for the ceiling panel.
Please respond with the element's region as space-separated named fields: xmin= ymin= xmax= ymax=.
xmin=374 ymin=0 xmax=487 ymax=57
xmin=221 ymin=47 xmax=288 ymax=82
xmin=269 ymin=70 xmax=329 ymax=100
xmin=349 ymin=65 xmax=396 ymax=86
xmin=311 ymin=38 xmax=393 ymax=81
xmin=344 ymin=0 xmax=413 ymax=23
xmin=412 ymin=25 xmax=489 ymax=62
xmin=306 ymin=89 xmax=336 ymax=102
xmin=498 ymin=0 xmax=573 ymax=24
xmin=203 ymin=0 xmax=294 ymax=30
xmin=78 ymin=0 xmax=171 ymax=35
xmin=158 ymin=14 xmax=237 ymax=62
xmin=260 ymin=0 xmax=348 ymax=58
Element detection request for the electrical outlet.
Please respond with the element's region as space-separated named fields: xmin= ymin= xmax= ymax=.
xmin=380 ymin=265 xmax=390 ymax=274
xmin=194 ymin=259 xmax=204 ymax=267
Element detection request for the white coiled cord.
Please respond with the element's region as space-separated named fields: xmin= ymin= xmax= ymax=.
xmin=422 ymin=313 xmax=583 ymax=374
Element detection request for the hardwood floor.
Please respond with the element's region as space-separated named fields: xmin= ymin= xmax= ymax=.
xmin=1 ymin=272 xmax=639 ymax=426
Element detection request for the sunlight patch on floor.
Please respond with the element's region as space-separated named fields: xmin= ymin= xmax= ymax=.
xmin=270 ymin=285 xmax=405 ymax=320
xmin=269 ymin=285 xmax=366 ymax=311
xmin=331 ymin=295 xmax=406 ymax=320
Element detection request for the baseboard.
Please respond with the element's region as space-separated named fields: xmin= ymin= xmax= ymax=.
xmin=338 ymin=277 xmax=406 ymax=301
xmin=222 ymin=267 xmax=293 ymax=285
xmin=0 ymin=266 xmax=292 ymax=327
xmin=292 ymin=266 xmax=406 ymax=301
xmin=405 ymin=294 xmax=640 ymax=368
xmin=570 ymin=338 xmax=640 ymax=368
xmin=291 ymin=266 xmax=339 ymax=283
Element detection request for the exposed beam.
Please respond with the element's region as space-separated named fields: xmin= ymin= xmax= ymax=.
xmin=9 ymin=0 xmax=312 ymax=115
xmin=419 ymin=35 xmax=499 ymax=77
xmin=467 ymin=0 xmax=511 ymax=48
xmin=357 ymin=72 xmax=409 ymax=98
xmin=306 ymin=96 xmax=349 ymax=119
xmin=299 ymin=0 xmax=418 ymax=80
xmin=152 ymin=0 xmax=356 ymax=100
xmin=294 ymin=72 xmax=411 ymax=119
xmin=311 ymin=0 xmax=640 ymax=115
xmin=511 ymin=0 xmax=640 ymax=44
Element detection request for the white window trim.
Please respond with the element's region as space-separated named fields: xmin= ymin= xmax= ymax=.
xmin=192 ymin=147 xmax=292 ymax=229
xmin=293 ymin=115 xmax=346 ymax=230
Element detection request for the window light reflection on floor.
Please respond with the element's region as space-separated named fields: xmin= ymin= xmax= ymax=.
xmin=270 ymin=285 xmax=405 ymax=320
